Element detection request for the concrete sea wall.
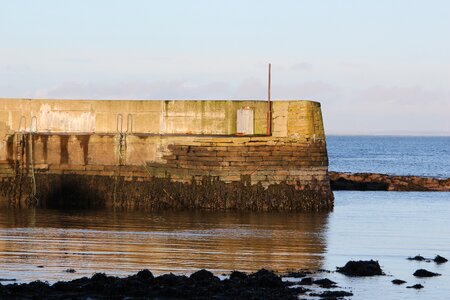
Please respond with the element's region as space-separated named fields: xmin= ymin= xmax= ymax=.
xmin=0 ymin=98 xmax=333 ymax=211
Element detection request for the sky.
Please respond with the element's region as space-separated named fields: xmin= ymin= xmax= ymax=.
xmin=0 ymin=0 xmax=449 ymax=135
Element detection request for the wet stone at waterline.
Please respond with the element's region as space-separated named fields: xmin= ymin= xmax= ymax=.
xmin=413 ymin=269 xmax=441 ymax=278
xmin=336 ymin=260 xmax=384 ymax=276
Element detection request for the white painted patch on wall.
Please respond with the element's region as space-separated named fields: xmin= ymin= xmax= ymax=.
xmin=236 ymin=107 xmax=254 ymax=135
xmin=37 ymin=104 xmax=95 ymax=132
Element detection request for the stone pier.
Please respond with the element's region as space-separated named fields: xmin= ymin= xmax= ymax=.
xmin=0 ymin=99 xmax=333 ymax=211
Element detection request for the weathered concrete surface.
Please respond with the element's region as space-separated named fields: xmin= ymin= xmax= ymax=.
xmin=329 ymin=171 xmax=450 ymax=191
xmin=0 ymin=99 xmax=332 ymax=211
xmin=0 ymin=98 xmax=325 ymax=138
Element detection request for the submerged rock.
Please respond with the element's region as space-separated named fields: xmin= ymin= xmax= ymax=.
xmin=310 ymin=290 xmax=354 ymax=298
xmin=298 ymin=277 xmax=313 ymax=285
xmin=314 ymin=278 xmax=338 ymax=288
xmin=336 ymin=260 xmax=383 ymax=276
xmin=413 ymin=269 xmax=441 ymax=277
xmin=285 ymin=271 xmax=309 ymax=278
xmin=392 ymin=279 xmax=406 ymax=285
xmin=407 ymin=284 xmax=424 ymax=289
xmin=65 ymin=269 xmax=76 ymax=273
xmin=433 ymin=255 xmax=448 ymax=264
xmin=407 ymin=255 xmax=427 ymax=261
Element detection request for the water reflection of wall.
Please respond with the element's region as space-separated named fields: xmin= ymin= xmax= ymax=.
xmin=0 ymin=209 xmax=329 ymax=282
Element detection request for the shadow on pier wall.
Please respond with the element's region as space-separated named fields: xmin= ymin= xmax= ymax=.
xmin=45 ymin=175 xmax=106 ymax=209
xmin=45 ymin=177 xmax=104 ymax=209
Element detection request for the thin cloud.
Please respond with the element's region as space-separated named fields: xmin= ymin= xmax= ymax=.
xmin=291 ymin=62 xmax=313 ymax=71
xmin=33 ymin=78 xmax=341 ymax=102
xmin=356 ymin=85 xmax=447 ymax=106
xmin=274 ymin=81 xmax=340 ymax=100
xmin=35 ymin=81 xmax=232 ymax=100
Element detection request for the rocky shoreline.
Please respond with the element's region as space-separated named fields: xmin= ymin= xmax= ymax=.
xmin=329 ymin=171 xmax=450 ymax=191
xmin=0 ymin=268 xmax=343 ymax=300
xmin=1 ymin=256 xmax=446 ymax=299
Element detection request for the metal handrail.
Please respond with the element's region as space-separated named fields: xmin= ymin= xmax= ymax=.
xmin=30 ymin=116 xmax=38 ymax=133
xmin=18 ymin=116 xmax=27 ymax=132
xmin=126 ymin=114 xmax=133 ymax=134
xmin=117 ymin=114 xmax=123 ymax=133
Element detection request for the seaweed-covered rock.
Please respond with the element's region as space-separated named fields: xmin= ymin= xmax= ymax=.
xmin=337 ymin=260 xmax=383 ymax=276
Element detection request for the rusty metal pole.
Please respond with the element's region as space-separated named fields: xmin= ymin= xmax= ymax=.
xmin=267 ymin=63 xmax=272 ymax=135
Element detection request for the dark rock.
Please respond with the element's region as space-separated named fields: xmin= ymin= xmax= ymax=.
xmin=330 ymin=177 xmax=388 ymax=191
xmin=136 ymin=269 xmax=154 ymax=280
xmin=289 ymin=286 xmax=310 ymax=294
xmin=407 ymin=255 xmax=427 ymax=261
xmin=0 ymin=278 xmax=16 ymax=282
xmin=249 ymin=269 xmax=284 ymax=288
xmin=299 ymin=277 xmax=313 ymax=285
xmin=88 ymin=273 xmax=110 ymax=293
xmin=336 ymin=260 xmax=383 ymax=276
xmin=91 ymin=272 xmax=108 ymax=282
xmin=36 ymin=265 xmax=44 ymax=268
xmin=0 ymin=268 xmax=305 ymax=299
xmin=407 ymin=284 xmax=424 ymax=289
xmin=433 ymin=255 xmax=448 ymax=264
xmin=229 ymin=270 xmax=248 ymax=281
xmin=310 ymin=290 xmax=354 ymax=297
xmin=329 ymin=171 xmax=450 ymax=192
xmin=52 ymin=281 xmax=75 ymax=292
xmin=190 ymin=269 xmax=218 ymax=282
xmin=392 ymin=279 xmax=406 ymax=285
xmin=65 ymin=268 xmax=76 ymax=273
xmin=154 ymin=273 xmax=189 ymax=286
xmin=318 ymin=269 xmax=332 ymax=273
xmin=314 ymin=278 xmax=338 ymax=288
xmin=28 ymin=281 xmax=49 ymax=290
xmin=286 ymin=271 xmax=309 ymax=278
xmin=413 ymin=269 xmax=441 ymax=277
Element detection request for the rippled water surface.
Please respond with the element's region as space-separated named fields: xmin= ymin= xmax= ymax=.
xmin=1 ymin=191 xmax=449 ymax=299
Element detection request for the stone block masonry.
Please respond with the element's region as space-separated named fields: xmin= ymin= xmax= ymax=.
xmin=0 ymin=99 xmax=333 ymax=211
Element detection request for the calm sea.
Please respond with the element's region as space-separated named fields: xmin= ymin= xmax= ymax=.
xmin=327 ymin=135 xmax=450 ymax=178
xmin=0 ymin=136 xmax=449 ymax=299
